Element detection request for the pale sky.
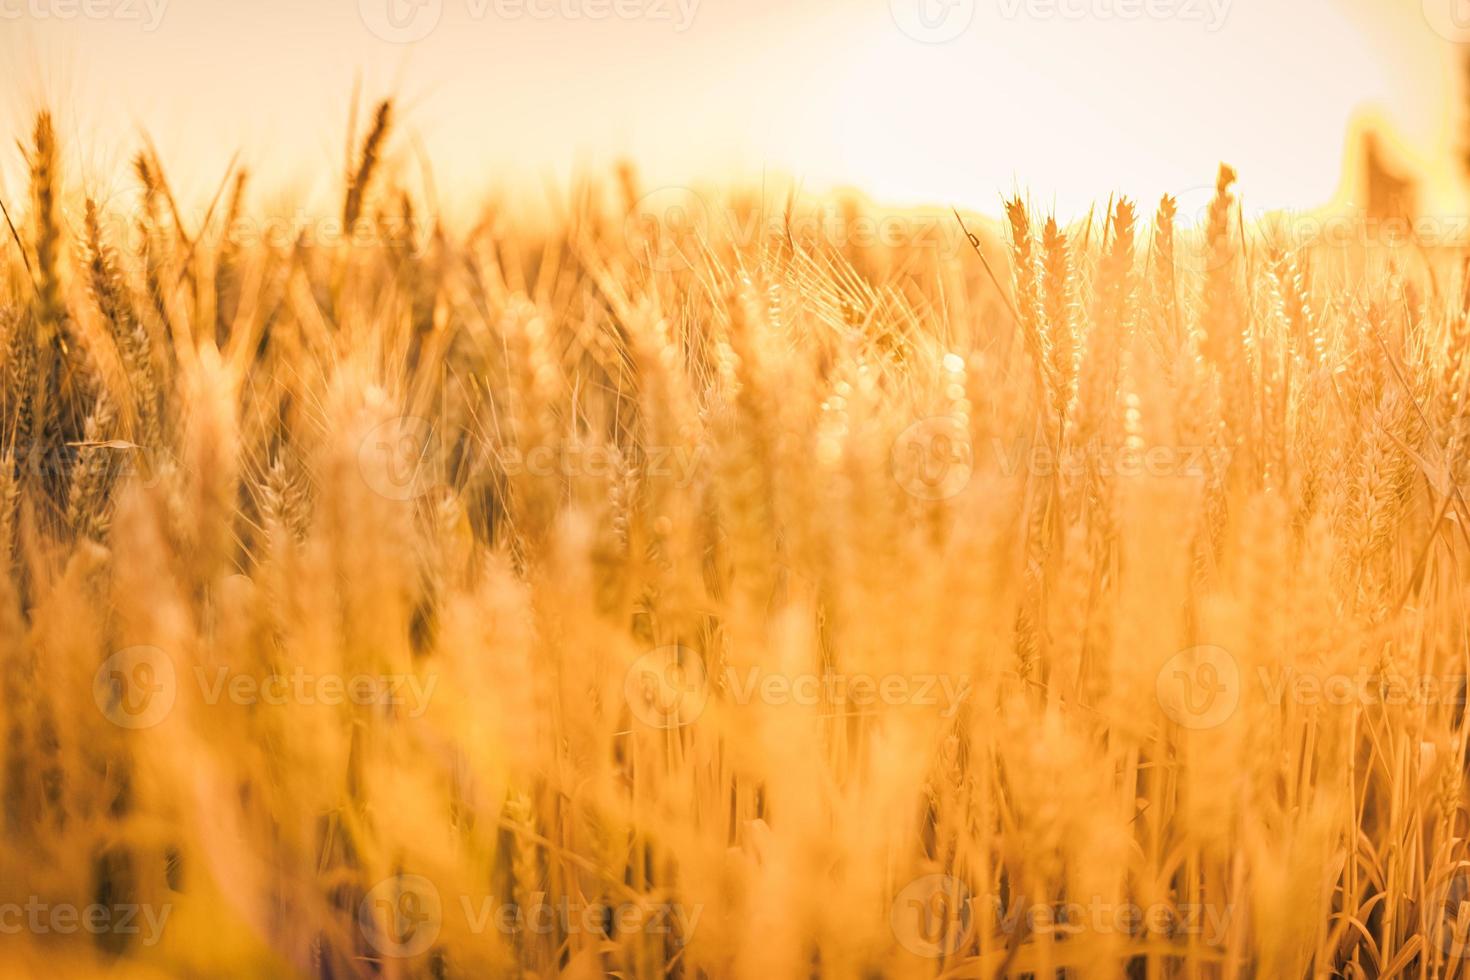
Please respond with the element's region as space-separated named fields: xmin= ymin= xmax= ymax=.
xmin=0 ymin=0 xmax=1465 ymax=221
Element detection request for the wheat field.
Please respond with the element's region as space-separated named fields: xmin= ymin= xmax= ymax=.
xmin=0 ymin=103 xmax=1467 ymax=978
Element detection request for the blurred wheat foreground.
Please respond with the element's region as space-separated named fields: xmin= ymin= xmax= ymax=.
xmin=2 ymin=105 xmax=1470 ymax=978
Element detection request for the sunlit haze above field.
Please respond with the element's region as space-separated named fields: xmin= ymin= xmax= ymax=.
xmin=11 ymin=0 xmax=1470 ymax=975
xmin=0 ymin=0 xmax=1465 ymax=219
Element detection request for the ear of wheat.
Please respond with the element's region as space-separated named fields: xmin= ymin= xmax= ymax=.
xmin=0 ymin=107 xmax=1463 ymax=980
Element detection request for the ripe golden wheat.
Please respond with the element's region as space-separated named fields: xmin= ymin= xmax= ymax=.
xmin=0 ymin=103 xmax=1467 ymax=978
